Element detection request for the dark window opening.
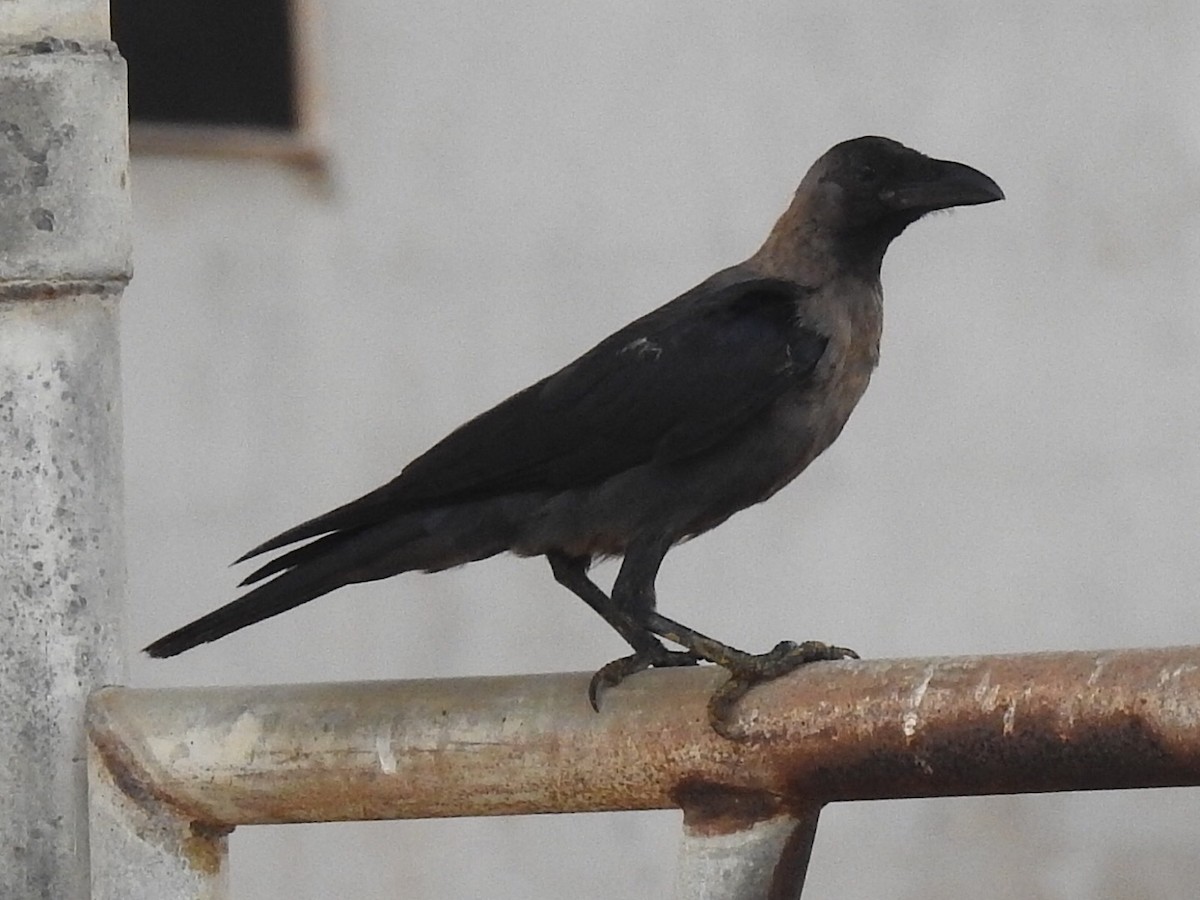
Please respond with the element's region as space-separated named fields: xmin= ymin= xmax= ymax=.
xmin=112 ymin=0 xmax=297 ymax=130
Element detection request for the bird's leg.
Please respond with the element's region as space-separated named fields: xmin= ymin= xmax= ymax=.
xmin=642 ymin=610 xmax=858 ymax=738
xmin=548 ymin=551 xmax=657 ymax=652
xmin=547 ymin=552 xmax=698 ymax=710
xmin=570 ymin=538 xmax=702 ymax=704
xmin=599 ymin=541 xmax=857 ymax=738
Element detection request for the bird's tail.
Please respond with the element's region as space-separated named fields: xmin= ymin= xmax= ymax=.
xmin=143 ymin=562 xmax=348 ymax=657
xmin=144 ymin=496 xmax=524 ymax=658
xmin=143 ymin=518 xmax=430 ymax=658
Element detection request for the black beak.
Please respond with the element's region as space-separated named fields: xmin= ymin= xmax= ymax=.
xmin=881 ymin=158 xmax=1005 ymax=213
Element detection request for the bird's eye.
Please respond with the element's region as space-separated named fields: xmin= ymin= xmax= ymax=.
xmin=857 ymin=165 xmax=880 ymax=183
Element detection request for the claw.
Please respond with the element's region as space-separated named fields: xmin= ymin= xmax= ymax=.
xmin=588 ymin=648 xmax=701 ymax=711
xmin=709 ymin=640 xmax=859 ymax=740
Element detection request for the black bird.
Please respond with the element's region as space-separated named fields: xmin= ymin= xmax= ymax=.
xmin=146 ymin=137 xmax=1003 ymax=735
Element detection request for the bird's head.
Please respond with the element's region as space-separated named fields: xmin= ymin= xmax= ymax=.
xmin=807 ymin=135 xmax=1003 ymax=230
xmin=758 ymin=136 xmax=1003 ymax=280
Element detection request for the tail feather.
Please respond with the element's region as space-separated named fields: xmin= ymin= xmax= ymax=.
xmin=147 ymin=517 xmax=432 ymax=658
xmin=143 ymin=566 xmax=347 ymax=657
xmin=146 ymin=496 xmax=524 ymax=658
xmin=238 ymin=529 xmax=355 ymax=587
xmin=233 ymin=483 xmax=409 ymax=564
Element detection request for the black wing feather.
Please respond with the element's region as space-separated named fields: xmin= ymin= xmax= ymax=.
xmin=238 ymin=273 xmax=826 ymax=565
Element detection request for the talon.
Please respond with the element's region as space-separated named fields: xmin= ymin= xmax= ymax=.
xmin=708 ymin=639 xmax=859 ymax=740
xmin=588 ymin=648 xmax=701 ymax=711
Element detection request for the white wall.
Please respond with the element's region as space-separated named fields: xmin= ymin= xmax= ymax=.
xmin=123 ymin=2 xmax=1200 ymax=897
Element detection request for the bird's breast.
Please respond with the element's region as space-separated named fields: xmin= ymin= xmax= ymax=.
xmin=758 ymin=288 xmax=882 ymax=492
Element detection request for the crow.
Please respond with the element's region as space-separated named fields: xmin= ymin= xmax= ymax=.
xmin=146 ymin=136 xmax=1003 ymax=736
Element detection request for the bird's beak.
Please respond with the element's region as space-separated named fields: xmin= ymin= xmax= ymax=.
xmin=881 ymin=158 xmax=1005 ymax=212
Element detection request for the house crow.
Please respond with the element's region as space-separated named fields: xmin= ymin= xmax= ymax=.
xmin=146 ymin=136 xmax=1003 ymax=736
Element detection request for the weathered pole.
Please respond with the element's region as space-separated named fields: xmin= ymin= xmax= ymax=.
xmin=0 ymin=0 xmax=131 ymax=897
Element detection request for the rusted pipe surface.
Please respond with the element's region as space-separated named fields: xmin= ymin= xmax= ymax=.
xmin=88 ymin=737 xmax=229 ymax=900
xmin=88 ymin=646 xmax=1200 ymax=827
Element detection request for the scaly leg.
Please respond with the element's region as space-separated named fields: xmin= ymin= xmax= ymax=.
xmin=547 ymin=552 xmax=699 ymax=709
xmin=604 ymin=538 xmax=857 ymax=738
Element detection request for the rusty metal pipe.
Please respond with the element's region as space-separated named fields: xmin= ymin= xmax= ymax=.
xmin=88 ymin=646 xmax=1200 ymax=830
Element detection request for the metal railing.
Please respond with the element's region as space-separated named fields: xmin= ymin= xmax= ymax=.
xmin=86 ymin=645 xmax=1200 ymax=899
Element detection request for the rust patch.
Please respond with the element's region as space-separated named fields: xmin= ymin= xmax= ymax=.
xmin=88 ymin=704 xmax=233 ymax=875
xmin=672 ymin=777 xmax=784 ymax=835
xmin=182 ymin=822 xmax=233 ymax=876
xmin=89 ymin=724 xmax=164 ymax=813
xmin=780 ymin=706 xmax=1193 ymax=803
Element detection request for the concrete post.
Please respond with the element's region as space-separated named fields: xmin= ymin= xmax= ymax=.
xmin=0 ymin=1 xmax=130 ymax=897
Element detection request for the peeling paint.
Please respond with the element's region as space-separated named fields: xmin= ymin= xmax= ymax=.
xmin=901 ymin=663 xmax=937 ymax=738
xmin=1002 ymin=699 xmax=1018 ymax=736
xmin=375 ymin=725 xmax=397 ymax=775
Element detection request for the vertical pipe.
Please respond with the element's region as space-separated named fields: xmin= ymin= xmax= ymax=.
xmin=674 ymin=800 xmax=821 ymax=900
xmin=0 ymin=3 xmax=130 ymax=898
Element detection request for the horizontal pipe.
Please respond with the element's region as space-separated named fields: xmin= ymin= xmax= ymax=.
xmin=88 ymin=646 xmax=1200 ymax=827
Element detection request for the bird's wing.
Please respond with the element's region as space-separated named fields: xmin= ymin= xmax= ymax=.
xmin=239 ymin=276 xmax=828 ymax=563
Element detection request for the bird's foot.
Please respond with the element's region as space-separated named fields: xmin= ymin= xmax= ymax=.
xmin=588 ymin=647 xmax=702 ymax=711
xmin=709 ymin=640 xmax=859 ymax=740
